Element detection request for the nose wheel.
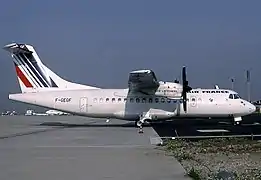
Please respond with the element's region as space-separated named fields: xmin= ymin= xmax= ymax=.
xmin=234 ymin=121 xmax=241 ymax=125
xmin=233 ymin=116 xmax=242 ymax=125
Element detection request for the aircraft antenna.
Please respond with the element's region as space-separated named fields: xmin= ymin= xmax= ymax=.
xmin=174 ymin=71 xmax=181 ymax=83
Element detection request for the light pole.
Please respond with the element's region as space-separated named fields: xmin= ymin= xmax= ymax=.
xmin=231 ymin=78 xmax=234 ymax=90
xmin=246 ymin=70 xmax=251 ymax=102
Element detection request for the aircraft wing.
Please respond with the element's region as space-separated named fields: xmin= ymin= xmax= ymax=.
xmin=128 ymin=70 xmax=160 ymax=95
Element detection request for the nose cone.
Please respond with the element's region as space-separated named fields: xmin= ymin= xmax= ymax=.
xmin=248 ymin=103 xmax=256 ymax=113
xmin=237 ymin=100 xmax=256 ymax=116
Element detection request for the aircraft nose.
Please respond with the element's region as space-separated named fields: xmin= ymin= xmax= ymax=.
xmin=245 ymin=101 xmax=256 ymax=113
xmin=241 ymin=100 xmax=256 ymax=114
xmin=249 ymin=103 xmax=256 ymax=113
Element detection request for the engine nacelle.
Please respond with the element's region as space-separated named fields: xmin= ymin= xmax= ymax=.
xmin=155 ymin=81 xmax=183 ymax=98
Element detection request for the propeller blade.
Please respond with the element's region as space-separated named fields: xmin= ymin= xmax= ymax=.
xmin=181 ymin=66 xmax=191 ymax=112
xmin=183 ymin=91 xmax=187 ymax=112
xmin=182 ymin=67 xmax=186 ymax=85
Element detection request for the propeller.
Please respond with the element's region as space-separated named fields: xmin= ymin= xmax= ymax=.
xmin=181 ymin=66 xmax=192 ymax=112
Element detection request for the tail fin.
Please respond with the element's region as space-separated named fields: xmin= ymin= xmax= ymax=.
xmin=3 ymin=43 xmax=99 ymax=93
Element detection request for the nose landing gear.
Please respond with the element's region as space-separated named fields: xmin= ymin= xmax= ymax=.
xmin=233 ymin=116 xmax=242 ymax=125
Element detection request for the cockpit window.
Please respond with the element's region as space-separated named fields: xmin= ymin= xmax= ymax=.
xmin=229 ymin=94 xmax=241 ymax=99
xmin=234 ymin=94 xmax=240 ymax=99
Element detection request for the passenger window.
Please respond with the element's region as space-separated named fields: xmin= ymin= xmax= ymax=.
xmin=192 ymin=98 xmax=195 ymax=101
xmin=94 ymin=98 xmax=97 ymax=103
xmin=167 ymin=99 xmax=171 ymax=103
xmin=229 ymin=94 xmax=233 ymax=99
xmin=99 ymin=98 xmax=103 ymax=103
xmin=173 ymin=100 xmax=177 ymax=103
xmin=106 ymin=98 xmax=109 ymax=102
xmin=155 ymin=98 xmax=159 ymax=103
xmin=142 ymin=98 xmax=146 ymax=103
xmin=124 ymin=98 xmax=127 ymax=102
xmin=118 ymin=98 xmax=121 ymax=102
xmin=130 ymin=98 xmax=134 ymax=103
xmin=148 ymin=98 xmax=153 ymax=103
xmin=161 ymin=98 xmax=165 ymax=103
xmin=216 ymin=91 xmax=220 ymax=93
xmin=112 ymin=98 xmax=115 ymax=102
xmin=211 ymin=91 xmax=215 ymax=93
xmin=136 ymin=98 xmax=140 ymax=103
xmin=221 ymin=91 xmax=224 ymax=93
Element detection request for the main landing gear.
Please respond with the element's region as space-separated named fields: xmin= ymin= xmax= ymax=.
xmin=136 ymin=120 xmax=144 ymax=133
xmin=136 ymin=112 xmax=152 ymax=134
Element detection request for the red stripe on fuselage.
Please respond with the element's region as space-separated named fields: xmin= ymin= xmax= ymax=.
xmin=15 ymin=66 xmax=33 ymax=88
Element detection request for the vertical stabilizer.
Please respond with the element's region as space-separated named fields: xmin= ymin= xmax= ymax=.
xmin=3 ymin=43 xmax=99 ymax=93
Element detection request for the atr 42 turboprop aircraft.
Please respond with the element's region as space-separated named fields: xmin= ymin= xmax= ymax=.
xmin=3 ymin=43 xmax=256 ymax=133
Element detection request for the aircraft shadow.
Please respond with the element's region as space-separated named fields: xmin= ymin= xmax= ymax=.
xmin=39 ymin=122 xmax=152 ymax=128
xmin=38 ymin=114 xmax=261 ymax=139
xmin=38 ymin=119 xmax=221 ymax=128
xmin=151 ymin=115 xmax=261 ymax=138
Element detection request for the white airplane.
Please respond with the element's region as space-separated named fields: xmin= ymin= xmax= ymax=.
xmin=25 ymin=109 xmax=48 ymax=116
xmin=46 ymin=109 xmax=70 ymax=116
xmin=3 ymin=43 xmax=256 ymax=133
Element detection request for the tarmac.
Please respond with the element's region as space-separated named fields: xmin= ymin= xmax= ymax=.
xmin=0 ymin=115 xmax=190 ymax=180
xmin=1 ymin=114 xmax=261 ymax=180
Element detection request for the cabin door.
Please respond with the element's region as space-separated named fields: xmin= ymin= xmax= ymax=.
xmin=190 ymin=96 xmax=197 ymax=107
xmin=79 ymin=97 xmax=88 ymax=113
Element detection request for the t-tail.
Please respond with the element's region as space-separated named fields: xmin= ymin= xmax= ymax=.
xmin=3 ymin=43 xmax=99 ymax=93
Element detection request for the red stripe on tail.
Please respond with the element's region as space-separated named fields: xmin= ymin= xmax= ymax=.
xmin=15 ymin=66 xmax=33 ymax=88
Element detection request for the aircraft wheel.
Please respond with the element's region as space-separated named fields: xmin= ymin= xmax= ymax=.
xmin=234 ymin=121 xmax=242 ymax=125
xmin=135 ymin=121 xmax=140 ymax=127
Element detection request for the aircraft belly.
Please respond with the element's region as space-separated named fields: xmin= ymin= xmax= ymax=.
xmin=184 ymin=102 xmax=230 ymax=117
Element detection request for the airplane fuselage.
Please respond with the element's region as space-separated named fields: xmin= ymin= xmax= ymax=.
xmin=9 ymin=88 xmax=254 ymax=121
xmin=3 ymin=43 xmax=257 ymax=132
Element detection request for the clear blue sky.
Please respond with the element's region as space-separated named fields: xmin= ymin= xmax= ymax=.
xmin=0 ymin=0 xmax=261 ymax=112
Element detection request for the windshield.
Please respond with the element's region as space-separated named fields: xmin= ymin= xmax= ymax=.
xmin=229 ymin=94 xmax=241 ymax=99
xmin=234 ymin=94 xmax=240 ymax=99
